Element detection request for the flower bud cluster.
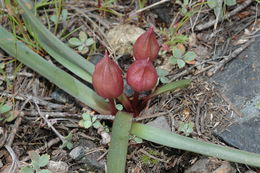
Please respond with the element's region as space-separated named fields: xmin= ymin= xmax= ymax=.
xmin=92 ymin=27 xmax=160 ymax=99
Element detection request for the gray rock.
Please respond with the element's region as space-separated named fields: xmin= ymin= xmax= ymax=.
xmin=212 ymin=34 xmax=260 ymax=153
xmin=47 ymin=161 xmax=69 ymax=173
xmin=184 ymin=159 xmax=210 ymax=173
xmin=69 ymin=140 xmax=105 ymax=171
xmin=146 ymin=116 xmax=171 ymax=132
xmin=69 ymin=146 xmax=85 ymax=160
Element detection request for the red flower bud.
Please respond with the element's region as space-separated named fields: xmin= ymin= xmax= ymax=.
xmin=92 ymin=52 xmax=123 ymax=98
xmin=126 ymin=58 xmax=158 ymax=92
xmin=133 ymin=27 xmax=160 ymax=61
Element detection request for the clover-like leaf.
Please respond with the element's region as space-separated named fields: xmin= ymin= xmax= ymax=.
xmin=0 ymin=104 xmax=12 ymax=114
xmin=225 ymin=0 xmax=236 ymax=6
xmin=184 ymin=51 xmax=196 ymax=62
xmin=177 ymin=59 xmax=186 ymax=68
xmin=93 ymin=120 xmax=102 ymax=129
xmin=115 ymin=104 xmax=123 ymax=111
xmin=37 ymin=169 xmax=52 ymax=173
xmin=178 ymin=122 xmax=194 ymax=136
xmin=170 ymin=57 xmax=178 ymax=65
xmin=79 ymin=31 xmax=87 ymax=42
xmin=83 ymin=120 xmax=92 ymax=129
xmin=20 ymin=166 xmax=34 ymax=173
xmin=38 ymin=154 xmax=50 ymax=167
xmin=172 ymin=47 xmax=183 ymax=58
xmin=68 ymin=37 xmax=82 ymax=47
xmin=85 ymin=38 xmax=95 ymax=46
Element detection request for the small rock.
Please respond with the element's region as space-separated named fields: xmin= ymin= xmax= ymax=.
xmin=69 ymin=140 xmax=105 ymax=171
xmin=47 ymin=160 xmax=69 ymax=173
xmin=69 ymin=146 xmax=85 ymax=160
xmin=184 ymin=159 xmax=210 ymax=173
xmin=213 ymin=162 xmax=235 ymax=173
xmin=146 ymin=116 xmax=171 ymax=132
xmin=106 ymin=24 xmax=145 ymax=55
xmin=0 ymin=159 xmax=3 ymax=168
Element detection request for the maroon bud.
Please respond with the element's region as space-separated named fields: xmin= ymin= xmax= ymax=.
xmin=92 ymin=52 xmax=123 ymax=98
xmin=126 ymin=58 xmax=158 ymax=92
xmin=133 ymin=27 xmax=160 ymax=61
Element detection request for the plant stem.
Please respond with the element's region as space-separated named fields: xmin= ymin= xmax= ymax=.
xmin=118 ymin=94 xmax=133 ymax=112
xmin=109 ymin=98 xmax=117 ymax=115
xmin=131 ymin=123 xmax=260 ymax=168
xmin=132 ymin=91 xmax=140 ymax=117
xmin=107 ymin=111 xmax=133 ymax=173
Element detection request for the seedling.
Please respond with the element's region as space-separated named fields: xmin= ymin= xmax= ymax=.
xmin=79 ymin=113 xmax=103 ymax=129
xmin=20 ymin=151 xmax=51 ymax=173
xmin=0 ymin=102 xmax=17 ymax=122
xmin=207 ymin=0 xmax=237 ymax=18
xmin=50 ymin=9 xmax=68 ymax=24
xmin=140 ymin=149 xmax=160 ymax=165
xmin=170 ymin=47 xmax=197 ymax=68
xmin=156 ymin=68 xmax=170 ymax=84
xmin=60 ymin=132 xmax=73 ymax=150
xmin=68 ymin=31 xmax=95 ymax=54
xmin=178 ymin=121 xmax=194 ymax=136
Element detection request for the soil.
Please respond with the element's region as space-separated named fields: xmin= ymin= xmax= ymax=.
xmin=0 ymin=0 xmax=260 ymax=172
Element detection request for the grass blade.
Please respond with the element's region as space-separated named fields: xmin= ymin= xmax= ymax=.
xmin=107 ymin=111 xmax=133 ymax=173
xmin=131 ymin=123 xmax=260 ymax=168
xmin=0 ymin=25 xmax=110 ymax=114
xmin=17 ymin=0 xmax=94 ymax=83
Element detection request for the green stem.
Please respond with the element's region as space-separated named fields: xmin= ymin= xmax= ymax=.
xmin=107 ymin=112 xmax=133 ymax=173
xmin=131 ymin=123 xmax=260 ymax=168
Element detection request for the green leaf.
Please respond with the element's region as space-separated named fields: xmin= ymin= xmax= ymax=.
xmin=207 ymin=0 xmax=217 ymax=8
xmin=37 ymin=169 xmax=52 ymax=173
xmin=0 ymin=104 xmax=12 ymax=114
xmin=20 ymin=167 xmax=34 ymax=173
xmin=115 ymin=104 xmax=123 ymax=111
xmin=93 ymin=120 xmax=102 ymax=129
xmin=130 ymin=123 xmax=260 ymax=168
xmin=225 ymin=0 xmax=236 ymax=6
xmin=149 ymin=79 xmax=191 ymax=99
xmin=170 ymin=57 xmax=178 ymax=65
xmin=178 ymin=122 xmax=194 ymax=136
xmin=133 ymin=136 xmax=143 ymax=144
xmin=29 ymin=151 xmax=40 ymax=162
xmin=50 ymin=15 xmax=57 ymax=23
xmin=83 ymin=120 xmax=92 ymax=129
xmin=183 ymin=51 xmax=196 ymax=62
xmin=0 ymin=26 xmax=110 ymax=114
xmin=17 ymin=0 xmax=94 ymax=83
xmin=79 ymin=31 xmax=87 ymax=42
xmin=68 ymin=38 xmax=82 ymax=47
xmin=177 ymin=59 xmax=186 ymax=68
xmin=85 ymin=38 xmax=95 ymax=46
xmin=160 ymin=76 xmax=170 ymax=84
xmin=66 ymin=142 xmax=73 ymax=150
xmin=82 ymin=113 xmax=91 ymax=121
xmin=172 ymin=47 xmax=183 ymax=58
xmin=156 ymin=68 xmax=169 ymax=77
xmin=38 ymin=154 xmax=50 ymax=167
xmin=107 ymin=111 xmax=133 ymax=173
xmin=61 ymin=9 xmax=68 ymax=21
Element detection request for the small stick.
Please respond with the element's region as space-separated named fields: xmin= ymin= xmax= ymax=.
xmin=131 ymin=0 xmax=170 ymax=15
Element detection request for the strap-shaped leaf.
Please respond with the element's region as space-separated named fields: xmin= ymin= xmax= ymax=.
xmin=17 ymin=0 xmax=94 ymax=83
xmin=131 ymin=123 xmax=260 ymax=168
xmin=0 ymin=26 xmax=110 ymax=114
xmin=107 ymin=111 xmax=133 ymax=173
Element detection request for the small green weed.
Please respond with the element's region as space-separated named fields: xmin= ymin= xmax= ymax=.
xmin=79 ymin=113 xmax=105 ymax=130
xmin=207 ymin=0 xmax=237 ymax=18
xmin=141 ymin=149 xmax=160 ymax=165
xmin=68 ymin=31 xmax=95 ymax=54
xmin=0 ymin=102 xmax=17 ymax=122
xmin=178 ymin=121 xmax=194 ymax=136
xmin=20 ymin=151 xmax=51 ymax=173
xmin=60 ymin=132 xmax=73 ymax=150
xmin=156 ymin=68 xmax=170 ymax=84
xmin=170 ymin=47 xmax=197 ymax=68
